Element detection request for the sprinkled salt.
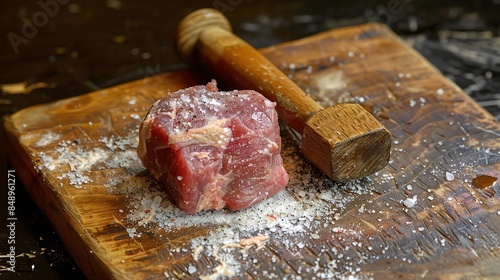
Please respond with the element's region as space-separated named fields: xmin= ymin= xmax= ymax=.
xmin=36 ymin=132 xmax=61 ymax=147
xmin=445 ymin=172 xmax=455 ymax=181
xmin=436 ymin=88 xmax=444 ymax=95
xmin=409 ymin=99 xmax=416 ymax=107
xmin=192 ymin=245 xmax=203 ymax=261
xmin=32 ymin=104 xmax=378 ymax=278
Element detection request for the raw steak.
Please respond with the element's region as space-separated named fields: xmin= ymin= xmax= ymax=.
xmin=137 ymin=80 xmax=289 ymax=214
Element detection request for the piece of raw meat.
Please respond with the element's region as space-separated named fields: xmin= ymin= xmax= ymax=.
xmin=137 ymin=80 xmax=289 ymax=214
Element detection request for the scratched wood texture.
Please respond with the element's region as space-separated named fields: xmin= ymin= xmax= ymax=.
xmin=3 ymin=23 xmax=500 ymax=279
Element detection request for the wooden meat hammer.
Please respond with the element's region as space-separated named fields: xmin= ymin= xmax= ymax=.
xmin=175 ymin=8 xmax=391 ymax=182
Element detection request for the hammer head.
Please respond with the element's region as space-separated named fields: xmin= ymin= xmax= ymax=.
xmin=301 ymin=103 xmax=391 ymax=182
xmin=175 ymin=8 xmax=232 ymax=64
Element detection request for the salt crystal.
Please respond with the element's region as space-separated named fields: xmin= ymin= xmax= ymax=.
xmin=251 ymin=112 xmax=261 ymax=121
xmin=347 ymin=51 xmax=354 ymax=57
xmin=436 ymin=88 xmax=444 ymax=95
xmin=126 ymin=228 xmax=137 ymax=238
xmin=188 ymin=265 xmax=197 ymax=274
xmin=403 ymin=195 xmax=417 ymax=208
xmin=177 ymin=176 xmax=183 ymax=181
xmin=445 ymin=172 xmax=454 ymax=181
xmin=409 ymin=99 xmax=416 ymax=107
xmin=130 ymin=114 xmax=141 ymax=120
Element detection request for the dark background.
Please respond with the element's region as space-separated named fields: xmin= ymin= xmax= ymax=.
xmin=1 ymin=0 xmax=499 ymax=279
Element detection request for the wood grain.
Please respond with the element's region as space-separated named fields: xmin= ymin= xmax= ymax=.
xmin=3 ymin=23 xmax=500 ymax=279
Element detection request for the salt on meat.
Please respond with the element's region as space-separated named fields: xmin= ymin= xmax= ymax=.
xmin=138 ymin=80 xmax=289 ymax=214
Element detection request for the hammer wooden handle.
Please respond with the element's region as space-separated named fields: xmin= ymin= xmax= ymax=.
xmin=176 ymin=9 xmax=320 ymax=134
xmin=175 ymin=9 xmax=391 ymax=182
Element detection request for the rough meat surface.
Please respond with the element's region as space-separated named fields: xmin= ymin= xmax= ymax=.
xmin=138 ymin=80 xmax=289 ymax=214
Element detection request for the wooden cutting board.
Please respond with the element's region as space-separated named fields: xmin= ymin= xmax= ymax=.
xmin=4 ymin=22 xmax=500 ymax=279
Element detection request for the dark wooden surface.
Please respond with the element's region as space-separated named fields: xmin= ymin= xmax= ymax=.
xmin=1 ymin=1 xmax=499 ymax=279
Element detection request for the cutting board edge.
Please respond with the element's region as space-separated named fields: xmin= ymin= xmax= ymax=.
xmin=3 ymin=127 xmax=127 ymax=280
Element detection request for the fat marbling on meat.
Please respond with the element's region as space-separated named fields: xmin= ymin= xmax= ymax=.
xmin=137 ymin=80 xmax=289 ymax=214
